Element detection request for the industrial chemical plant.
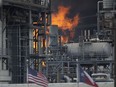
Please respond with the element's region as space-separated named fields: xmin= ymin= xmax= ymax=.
xmin=0 ymin=0 xmax=116 ymax=87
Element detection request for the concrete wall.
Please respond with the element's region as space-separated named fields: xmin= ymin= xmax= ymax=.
xmin=0 ymin=82 xmax=114 ymax=87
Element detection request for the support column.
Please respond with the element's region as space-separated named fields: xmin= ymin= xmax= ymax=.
xmin=29 ymin=9 xmax=33 ymax=54
xmin=114 ymin=28 xmax=116 ymax=87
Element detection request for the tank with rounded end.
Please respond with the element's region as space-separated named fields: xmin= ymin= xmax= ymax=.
xmin=64 ymin=42 xmax=112 ymax=58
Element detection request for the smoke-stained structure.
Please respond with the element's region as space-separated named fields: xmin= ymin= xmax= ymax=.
xmin=0 ymin=0 xmax=51 ymax=83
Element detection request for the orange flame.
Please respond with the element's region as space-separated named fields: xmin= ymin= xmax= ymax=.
xmin=52 ymin=6 xmax=79 ymax=43
xmin=52 ymin=6 xmax=79 ymax=31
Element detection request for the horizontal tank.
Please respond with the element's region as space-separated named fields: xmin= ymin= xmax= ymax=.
xmin=64 ymin=42 xmax=112 ymax=57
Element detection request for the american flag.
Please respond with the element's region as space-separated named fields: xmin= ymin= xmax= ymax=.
xmin=28 ymin=68 xmax=48 ymax=87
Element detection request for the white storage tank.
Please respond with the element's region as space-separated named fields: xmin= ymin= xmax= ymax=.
xmin=64 ymin=42 xmax=112 ymax=57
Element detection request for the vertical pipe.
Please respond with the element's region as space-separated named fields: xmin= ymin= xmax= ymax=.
xmin=38 ymin=32 xmax=41 ymax=72
xmin=76 ymin=59 xmax=80 ymax=87
xmin=1 ymin=0 xmax=3 ymax=56
xmin=0 ymin=0 xmax=2 ymax=70
xmin=68 ymin=62 xmax=70 ymax=74
xmin=18 ymin=25 xmax=21 ymax=83
xmin=26 ymin=59 xmax=29 ymax=87
xmin=49 ymin=0 xmax=52 ymax=25
xmin=84 ymin=30 xmax=86 ymax=41
xmin=97 ymin=1 xmax=103 ymax=35
xmin=88 ymin=30 xmax=90 ymax=40
xmin=35 ymin=30 xmax=37 ymax=53
xmin=114 ymin=29 xmax=116 ymax=87
xmin=27 ymin=9 xmax=32 ymax=82
xmin=82 ymin=42 xmax=84 ymax=60
xmin=97 ymin=1 xmax=100 ymax=34
xmin=44 ymin=12 xmax=47 ymax=75
xmin=44 ymin=12 xmax=49 ymax=77
xmin=38 ymin=31 xmax=41 ymax=54
xmin=29 ymin=9 xmax=33 ymax=55
xmin=46 ymin=33 xmax=49 ymax=77
xmin=44 ymin=12 xmax=47 ymax=54
xmin=61 ymin=56 xmax=64 ymax=76
xmin=57 ymin=69 xmax=60 ymax=83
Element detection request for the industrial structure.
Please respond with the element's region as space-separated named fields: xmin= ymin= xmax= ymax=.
xmin=0 ymin=0 xmax=51 ymax=83
xmin=0 ymin=0 xmax=116 ymax=87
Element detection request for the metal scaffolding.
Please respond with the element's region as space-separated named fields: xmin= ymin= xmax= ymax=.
xmin=0 ymin=0 xmax=51 ymax=83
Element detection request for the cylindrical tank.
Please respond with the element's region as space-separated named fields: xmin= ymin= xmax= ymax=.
xmin=64 ymin=42 xmax=112 ymax=57
xmin=103 ymin=0 xmax=113 ymax=9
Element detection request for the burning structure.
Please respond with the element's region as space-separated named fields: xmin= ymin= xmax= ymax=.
xmin=52 ymin=6 xmax=79 ymax=43
xmin=0 ymin=0 xmax=116 ymax=85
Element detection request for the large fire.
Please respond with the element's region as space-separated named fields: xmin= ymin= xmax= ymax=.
xmin=33 ymin=6 xmax=79 ymax=51
xmin=52 ymin=6 xmax=79 ymax=43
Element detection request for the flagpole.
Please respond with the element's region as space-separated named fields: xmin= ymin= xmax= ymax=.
xmin=26 ymin=59 xmax=29 ymax=87
xmin=76 ymin=59 xmax=79 ymax=87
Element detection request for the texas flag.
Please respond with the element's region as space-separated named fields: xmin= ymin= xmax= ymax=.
xmin=79 ymin=67 xmax=98 ymax=87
